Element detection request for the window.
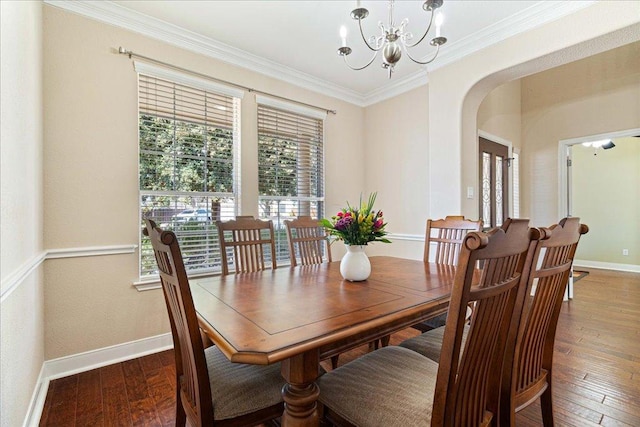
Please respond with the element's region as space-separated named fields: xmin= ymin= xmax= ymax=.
xmin=479 ymin=137 xmax=509 ymax=228
xmin=511 ymin=151 xmax=520 ymax=218
xmin=256 ymin=96 xmax=325 ymax=264
xmin=137 ymin=63 xmax=242 ymax=278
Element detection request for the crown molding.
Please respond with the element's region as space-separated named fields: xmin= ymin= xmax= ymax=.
xmin=428 ymin=0 xmax=597 ymax=72
xmin=44 ymin=0 xmax=596 ymax=107
xmin=361 ymin=70 xmax=430 ymax=106
xmin=368 ymin=0 xmax=596 ymax=103
xmin=44 ymin=0 xmax=368 ymax=106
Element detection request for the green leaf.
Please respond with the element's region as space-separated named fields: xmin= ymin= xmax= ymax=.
xmin=319 ymin=218 xmax=334 ymax=228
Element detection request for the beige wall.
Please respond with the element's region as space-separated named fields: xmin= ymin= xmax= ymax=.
xmin=363 ymin=84 xmax=430 ymax=259
xmin=572 ymin=137 xmax=640 ymax=266
xmin=0 ymin=1 xmax=45 ymax=426
xmin=42 ymin=5 xmax=365 ymax=359
xmin=521 ymin=42 xmax=640 ymax=226
xmin=477 ymin=79 xmax=522 ymax=151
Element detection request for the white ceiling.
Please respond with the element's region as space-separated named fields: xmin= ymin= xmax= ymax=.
xmin=52 ymin=0 xmax=595 ymax=105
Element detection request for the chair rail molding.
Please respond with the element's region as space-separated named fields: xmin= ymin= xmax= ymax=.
xmin=46 ymin=244 xmax=137 ymax=259
xmin=0 ymin=251 xmax=47 ymax=303
xmin=1 ymin=245 xmax=137 ymax=302
xmin=387 ymin=233 xmax=424 ymax=242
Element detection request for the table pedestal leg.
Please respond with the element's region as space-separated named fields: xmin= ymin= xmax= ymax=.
xmin=281 ymin=351 xmax=320 ymax=426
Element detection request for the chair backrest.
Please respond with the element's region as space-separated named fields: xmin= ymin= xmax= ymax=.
xmin=216 ymin=216 xmax=277 ymax=275
xmin=424 ymin=216 xmax=483 ymax=264
xmin=500 ymin=217 xmax=588 ymax=423
xmin=431 ymin=218 xmax=540 ymax=426
xmin=284 ymin=216 xmax=332 ymax=267
xmin=144 ymin=219 xmax=214 ymax=425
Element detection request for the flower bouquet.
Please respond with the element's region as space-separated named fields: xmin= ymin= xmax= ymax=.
xmin=320 ymin=192 xmax=390 ymax=245
xmin=320 ymin=193 xmax=390 ymax=281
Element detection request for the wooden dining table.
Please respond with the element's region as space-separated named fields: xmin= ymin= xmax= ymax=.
xmin=191 ymin=256 xmax=458 ymax=426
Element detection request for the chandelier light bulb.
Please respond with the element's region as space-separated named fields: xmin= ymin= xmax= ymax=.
xmin=435 ymin=11 xmax=444 ymax=37
xmin=340 ymin=25 xmax=348 ymax=47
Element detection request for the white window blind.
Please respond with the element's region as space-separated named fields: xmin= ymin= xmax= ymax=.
xmin=138 ymin=73 xmax=240 ymax=277
xmin=257 ymin=102 xmax=325 ymax=264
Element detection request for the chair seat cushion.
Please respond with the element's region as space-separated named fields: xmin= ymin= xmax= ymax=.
xmin=414 ymin=312 xmax=448 ymax=331
xmin=318 ymin=346 xmax=438 ymax=427
xmin=205 ymin=345 xmax=285 ymax=420
xmin=399 ymin=325 xmax=469 ymax=362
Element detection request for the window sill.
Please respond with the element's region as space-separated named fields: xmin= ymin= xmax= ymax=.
xmin=133 ymin=263 xmax=294 ymax=291
xmin=133 ymin=270 xmax=223 ymax=292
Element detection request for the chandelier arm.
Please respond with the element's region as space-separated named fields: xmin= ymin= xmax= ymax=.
xmin=403 ymin=11 xmax=435 ymax=49
xmin=357 ymin=18 xmax=383 ymax=52
xmin=404 ymin=43 xmax=441 ymax=65
xmin=342 ymin=51 xmax=379 ymax=71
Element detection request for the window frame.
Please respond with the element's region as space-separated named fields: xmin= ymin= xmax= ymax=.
xmin=256 ymin=95 xmax=326 ymax=265
xmin=136 ymin=62 xmax=243 ymax=280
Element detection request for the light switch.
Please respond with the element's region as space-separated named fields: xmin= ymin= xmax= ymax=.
xmin=467 ymin=187 xmax=474 ymax=199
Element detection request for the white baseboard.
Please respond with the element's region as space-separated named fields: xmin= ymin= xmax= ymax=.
xmin=24 ymin=333 xmax=173 ymax=427
xmin=573 ymin=259 xmax=640 ymax=273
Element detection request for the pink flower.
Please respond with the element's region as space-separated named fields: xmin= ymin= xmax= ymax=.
xmin=374 ymin=219 xmax=383 ymax=229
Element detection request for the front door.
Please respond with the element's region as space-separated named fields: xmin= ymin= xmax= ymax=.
xmin=479 ymin=137 xmax=509 ymax=228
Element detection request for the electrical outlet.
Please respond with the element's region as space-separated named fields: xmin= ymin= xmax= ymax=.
xmin=622 ymin=249 xmax=629 ymax=256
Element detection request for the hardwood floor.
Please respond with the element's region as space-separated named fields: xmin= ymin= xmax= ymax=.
xmin=39 ymin=268 xmax=640 ymax=426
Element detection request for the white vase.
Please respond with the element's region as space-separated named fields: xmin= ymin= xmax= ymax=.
xmin=340 ymin=245 xmax=371 ymax=281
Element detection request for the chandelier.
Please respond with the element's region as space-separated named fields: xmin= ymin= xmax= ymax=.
xmin=338 ymin=0 xmax=446 ymax=78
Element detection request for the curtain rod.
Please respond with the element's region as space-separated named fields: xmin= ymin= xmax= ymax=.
xmin=118 ymin=47 xmax=337 ymax=115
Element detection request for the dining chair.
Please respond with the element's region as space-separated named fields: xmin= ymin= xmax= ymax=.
xmin=317 ymin=218 xmax=540 ymax=427
xmin=500 ymin=217 xmax=589 ymax=426
xmin=284 ymin=216 xmax=332 ymax=267
xmin=423 ymin=215 xmax=484 ymax=264
xmin=143 ymin=219 xmax=285 ymax=426
xmin=413 ymin=215 xmax=483 ymax=332
xmin=216 ymin=216 xmax=277 ymax=275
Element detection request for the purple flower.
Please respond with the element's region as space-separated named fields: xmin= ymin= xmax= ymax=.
xmin=335 ymin=216 xmax=353 ymax=231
